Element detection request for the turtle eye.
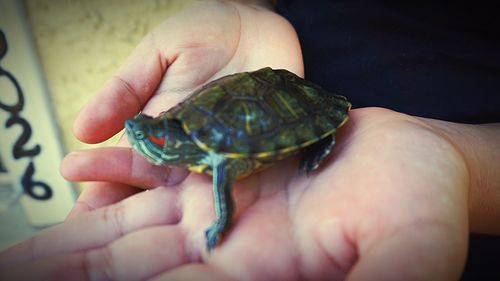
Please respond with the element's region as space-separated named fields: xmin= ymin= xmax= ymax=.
xmin=134 ymin=130 xmax=145 ymax=140
xmin=149 ymin=135 xmax=166 ymax=146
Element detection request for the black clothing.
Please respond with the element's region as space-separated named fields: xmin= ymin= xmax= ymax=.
xmin=277 ymin=0 xmax=500 ymax=124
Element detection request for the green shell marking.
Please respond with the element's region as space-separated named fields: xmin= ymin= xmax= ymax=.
xmin=166 ymin=67 xmax=351 ymax=158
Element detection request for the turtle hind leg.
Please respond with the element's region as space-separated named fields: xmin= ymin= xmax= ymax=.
xmin=205 ymin=158 xmax=236 ymax=251
xmin=299 ymin=134 xmax=336 ymax=174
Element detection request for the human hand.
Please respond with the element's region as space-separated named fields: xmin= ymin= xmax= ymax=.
xmin=66 ymin=0 xmax=303 ymax=216
xmin=54 ymin=1 xmax=469 ymax=279
xmin=55 ymin=108 xmax=469 ymax=280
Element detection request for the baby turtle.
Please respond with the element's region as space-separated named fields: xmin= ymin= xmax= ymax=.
xmin=125 ymin=67 xmax=351 ymax=251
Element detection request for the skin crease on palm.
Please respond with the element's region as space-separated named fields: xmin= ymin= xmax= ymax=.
xmin=0 ymin=1 xmax=499 ymax=281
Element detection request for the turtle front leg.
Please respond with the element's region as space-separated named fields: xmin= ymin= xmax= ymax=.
xmin=205 ymin=158 xmax=236 ymax=251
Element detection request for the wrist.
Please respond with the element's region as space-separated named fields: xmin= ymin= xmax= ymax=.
xmin=421 ymin=118 xmax=500 ymax=234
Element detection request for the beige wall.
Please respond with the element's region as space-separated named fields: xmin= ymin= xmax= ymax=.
xmin=24 ymin=0 xmax=195 ymax=151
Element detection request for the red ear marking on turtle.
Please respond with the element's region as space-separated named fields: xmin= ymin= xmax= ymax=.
xmin=149 ymin=135 xmax=166 ymax=146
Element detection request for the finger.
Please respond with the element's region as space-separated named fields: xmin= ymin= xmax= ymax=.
xmin=346 ymin=223 xmax=467 ymax=281
xmin=85 ymin=226 xmax=189 ymax=281
xmin=0 ymin=186 xmax=181 ymax=266
xmin=66 ymin=182 xmax=140 ymax=219
xmin=60 ymin=148 xmax=189 ymax=188
xmin=73 ymin=34 xmax=166 ymax=144
xmin=152 ymin=264 xmax=234 ymax=281
xmin=1 ymin=226 xmax=189 ymax=281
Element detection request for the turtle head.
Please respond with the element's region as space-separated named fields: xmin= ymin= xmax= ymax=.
xmin=125 ymin=113 xmax=203 ymax=166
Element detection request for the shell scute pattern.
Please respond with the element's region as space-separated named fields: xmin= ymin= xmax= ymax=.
xmin=167 ymin=67 xmax=350 ymax=159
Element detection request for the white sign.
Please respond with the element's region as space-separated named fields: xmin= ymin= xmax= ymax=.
xmin=0 ymin=0 xmax=76 ymax=229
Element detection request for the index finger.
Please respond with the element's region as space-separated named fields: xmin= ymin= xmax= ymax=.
xmin=73 ymin=34 xmax=167 ymax=144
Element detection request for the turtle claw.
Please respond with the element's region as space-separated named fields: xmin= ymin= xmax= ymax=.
xmin=205 ymin=224 xmax=222 ymax=251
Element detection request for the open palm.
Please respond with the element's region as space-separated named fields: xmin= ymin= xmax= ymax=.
xmin=149 ymin=108 xmax=469 ymax=281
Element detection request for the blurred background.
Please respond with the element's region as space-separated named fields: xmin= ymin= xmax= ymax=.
xmin=0 ymin=0 xmax=194 ymax=250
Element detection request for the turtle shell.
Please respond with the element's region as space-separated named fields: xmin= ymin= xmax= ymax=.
xmin=165 ymin=67 xmax=351 ymax=159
